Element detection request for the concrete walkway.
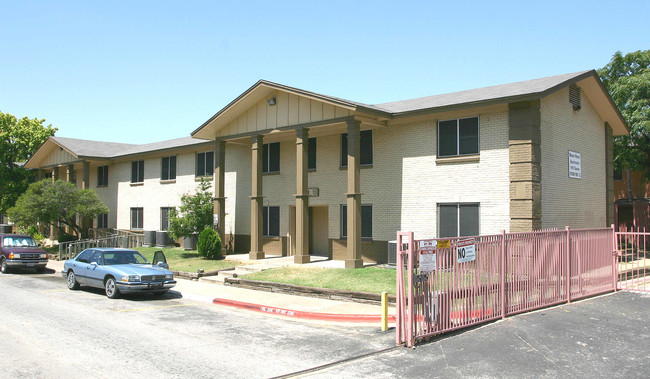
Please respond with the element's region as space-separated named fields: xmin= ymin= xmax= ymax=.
xmin=47 ymin=258 xmax=394 ymax=327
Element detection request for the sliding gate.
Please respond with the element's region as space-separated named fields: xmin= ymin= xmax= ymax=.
xmin=396 ymin=228 xmax=617 ymax=347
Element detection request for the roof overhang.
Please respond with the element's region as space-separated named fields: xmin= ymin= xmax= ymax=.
xmin=24 ymin=137 xmax=79 ymax=169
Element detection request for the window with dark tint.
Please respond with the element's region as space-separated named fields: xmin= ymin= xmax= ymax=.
xmin=160 ymin=207 xmax=173 ymax=231
xmin=161 ymin=156 xmax=177 ymax=180
xmin=438 ymin=203 xmax=479 ymax=238
xmin=263 ymin=206 xmax=280 ymax=237
xmin=196 ymin=151 xmax=214 ymax=177
xmin=263 ymin=142 xmax=280 ymax=173
xmin=340 ymin=204 xmax=373 ymax=239
xmin=131 ymin=160 xmax=144 ymax=183
xmin=130 ymin=207 xmax=143 ymax=230
xmin=77 ymin=250 xmax=92 ymax=263
xmin=613 ymin=168 xmax=623 ymax=181
xmin=341 ymin=130 xmax=373 ymax=167
xmin=89 ymin=250 xmax=103 ymax=265
xmin=97 ymin=166 xmax=109 ymax=186
xmin=308 ymin=137 xmax=317 ymax=170
xmin=97 ymin=214 xmax=108 ymax=229
xmin=438 ymin=117 xmax=479 ymax=157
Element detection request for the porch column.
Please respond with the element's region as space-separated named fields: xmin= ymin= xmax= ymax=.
xmin=294 ymin=128 xmax=310 ymax=264
xmin=81 ymin=161 xmax=90 ymax=189
xmin=51 ymin=167 xmax=58 ymax=182
xmin=250 ymin=135 xmax=265 ymax=259
xmin=346 ymin=120 xmax=363 ymax=269
xmin=214 ymin=139 xmax=227 ymax=250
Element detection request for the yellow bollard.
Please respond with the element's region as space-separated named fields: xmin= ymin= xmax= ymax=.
xmin=381 ymin=291 xmax=388 ymax=331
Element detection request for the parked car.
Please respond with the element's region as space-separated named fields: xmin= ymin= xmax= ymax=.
xmin=0 ymin=234 xmax=48 ymax=274
xmin=62 ymin=248 xmax=176 ymax=298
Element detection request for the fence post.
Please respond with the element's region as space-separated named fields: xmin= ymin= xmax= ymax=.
xmin=611 ymin=224 xmax=618 ymax=292
xmin=566 ymin=226 xmax=571 ymax=304
xmin=501 ymin=230 xmax=507 ymax=319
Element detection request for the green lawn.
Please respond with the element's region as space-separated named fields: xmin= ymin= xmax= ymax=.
xmin=243 ymin=266 xmax=397 ymax=295
xmin=135 ymin=247 xmax=241 ymax=273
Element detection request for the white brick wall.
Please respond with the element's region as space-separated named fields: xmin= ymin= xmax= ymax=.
xmin=540 ymin=87 xmax=607 ymax=228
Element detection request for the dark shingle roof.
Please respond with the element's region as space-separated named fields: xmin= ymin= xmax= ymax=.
xmin=51 ymin=136 xmax=211 ymax=160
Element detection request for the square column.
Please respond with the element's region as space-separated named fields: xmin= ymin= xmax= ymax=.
xmin=250 ymin=135 xmax=265 ymax=259
xmin=346 ymin=120 xmax=363 ymax=269
xmin=214 ymin=139 xmax=227 ymax=249
xmin=294 ymin=128 xmax=310 ymax=264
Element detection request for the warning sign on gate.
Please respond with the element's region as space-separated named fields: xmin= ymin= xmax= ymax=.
xmin=456 ymin=238 xmax=476 ymax=263
xmin=418 ymin=240 xmax=437 ymax=273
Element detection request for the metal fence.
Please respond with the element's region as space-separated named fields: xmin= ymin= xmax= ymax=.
xmin=396 ymin=227 xmax=616 ymax=347
xmin=58 ymin=230 xmax=144 ymax=260
xmin=616 ymin=228 xmax=650 ymax=291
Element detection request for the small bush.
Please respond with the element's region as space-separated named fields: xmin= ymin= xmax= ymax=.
xmin=57 ymin=233 xmax=78 ymax=243
xmin=197 ymin=228 xmax=222 ymax=260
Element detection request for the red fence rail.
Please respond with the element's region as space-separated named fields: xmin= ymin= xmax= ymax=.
xmin=396 ymin=227 xmax=617 ymax=347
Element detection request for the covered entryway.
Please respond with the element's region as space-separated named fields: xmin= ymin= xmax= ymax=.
xmin=289 ymin=205 xmax=329 ymax=258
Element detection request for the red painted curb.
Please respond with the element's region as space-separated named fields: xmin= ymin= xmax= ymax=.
xmin=213 ymin=297 xmax=397 ymax=323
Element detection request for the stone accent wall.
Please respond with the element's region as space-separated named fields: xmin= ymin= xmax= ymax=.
xmin=509 ymin=100 xmax=542 ymax=231
xmin=605 ymin=123 xmax=614 ymax=226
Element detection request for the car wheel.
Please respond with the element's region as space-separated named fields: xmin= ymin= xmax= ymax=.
xmin=67 ymin=271 xmax=80 ymax=290
xmin=105 ymin=277 xmax=121 ymax=299
xmin=1 ymin=258 xmax=10 ymax=274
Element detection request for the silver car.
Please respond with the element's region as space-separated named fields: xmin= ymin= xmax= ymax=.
xmin=62 ymin=248 xmax=176 ymax=298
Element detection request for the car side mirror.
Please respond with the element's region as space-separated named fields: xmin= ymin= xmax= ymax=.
xmin=90 ymin=262 xmax=98 ymax=266
xmin=157 ymin=262 xmax=169 ymax=269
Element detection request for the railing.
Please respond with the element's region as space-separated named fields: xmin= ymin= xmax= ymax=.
xmin=58 ymin=230 xmax=144 ymax=260
xmin=396 ymin=226 xmax=616 ymax=347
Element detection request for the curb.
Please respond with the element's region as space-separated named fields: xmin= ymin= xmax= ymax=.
xmin=213 ymin=298 xmax=397 ymax=323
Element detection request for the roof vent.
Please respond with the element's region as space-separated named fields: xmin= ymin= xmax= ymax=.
xmin=569 ymin=84 xmax=581 ymax=111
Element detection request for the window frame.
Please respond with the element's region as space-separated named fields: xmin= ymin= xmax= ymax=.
xmin=437 ymin=117 xmax=480 ymax=158
xmin=340 ymin=204 xmax=373 ymax=239
xmin=130 ymin=207 xmax=144 ymax=230
xmin=341 ymin=130 xmax=373 ymax=168
xmin=161 ymin=156 xmax=177 ymax=181
xmin=160 ymin=207 xmax=173 ymax=231
xmin=262 ymin=142 xmax=280 ymax=174
xmin=196 ymin=151 xmax=214 ymax=177
xmin=437 ymin=203 xmax=480 ymax=238
xmin=97 ymin=166 xmax=109 ymax=187
xmin=97 ymin=213 xmax=108 ymax=229
xmin=262 ymin=206 xmax=280 ymax=237
xmin=131 ymin=160 xmax=144 ymax=183
xmin=308 ymin=137 xmax=317 ymax=171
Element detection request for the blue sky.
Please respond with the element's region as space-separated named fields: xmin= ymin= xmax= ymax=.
xmin=1 ymin=0 xmax=648 ymax=144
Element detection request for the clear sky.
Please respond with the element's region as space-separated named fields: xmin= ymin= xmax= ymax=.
xmin=1 ymin=0 xmax=648 ymax=144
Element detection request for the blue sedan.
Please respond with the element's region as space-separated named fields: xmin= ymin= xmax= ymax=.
xmin=62 ymin=248 xmax=176 ymax=299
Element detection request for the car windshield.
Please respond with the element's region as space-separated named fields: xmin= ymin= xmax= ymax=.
xmin=103 ymin=251 xmax=150 ymax=265
xmin=2 ymin=237 xmax=37 ymax=247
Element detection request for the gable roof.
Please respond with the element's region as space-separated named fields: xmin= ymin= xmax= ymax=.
xmin=193 ymin=70 xmax=628 ymax=139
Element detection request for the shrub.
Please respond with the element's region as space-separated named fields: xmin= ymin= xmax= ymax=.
xmin=197 ymin=227 xmax=222 ymax=260
xmin=57 ymin=233 xmax=78 ymax=243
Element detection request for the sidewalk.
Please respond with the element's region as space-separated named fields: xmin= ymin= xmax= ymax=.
xmin=47 ymin=259 xmax=395 ymax=327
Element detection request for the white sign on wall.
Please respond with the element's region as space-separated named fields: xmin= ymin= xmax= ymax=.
xmin=568 ymin=151 xmax=582 ymax=179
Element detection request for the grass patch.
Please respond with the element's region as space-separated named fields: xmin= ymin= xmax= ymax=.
xmin=243 ymin=266 xmax=397 ymax=295
xmin=134 ymin=247 xmax=241 ymax=273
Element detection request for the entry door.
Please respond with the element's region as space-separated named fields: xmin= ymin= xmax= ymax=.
xmin=309 ymin=206 xmax=329 ymax=257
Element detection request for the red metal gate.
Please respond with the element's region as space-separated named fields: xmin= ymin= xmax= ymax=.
xmin=396 ymin=227 xmax=616 ymax=347
xmin=616 ymin=229 xmax=650 ymax=291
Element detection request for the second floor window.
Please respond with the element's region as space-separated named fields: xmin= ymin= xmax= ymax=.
xmin=438 ymin=117 xmax=479 ymax=157
xmin=131 ymin=160 xmax=144 ymax=183
xmin=97 ymin=166 xmax=108 ymax=187
xmin=263 ymin=142 xmax=280 ymax=173
xmin=196 ymin=151 xmax=214 ymax=177
xmin=341 ymin=130 xmax=373 ymax=167
xmin=161 ymin=156 xmax=177 ymax=180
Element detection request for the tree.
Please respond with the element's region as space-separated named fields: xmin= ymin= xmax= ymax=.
xmin=167 ymin=178 xmax=214 ymax=240
xmin=7 ymin=179 xmax=109 ymax=239
xmin=0 ymin=112 xmax=57 ymax=214
xmin=598 ymin=50 xmax=650 ymax=181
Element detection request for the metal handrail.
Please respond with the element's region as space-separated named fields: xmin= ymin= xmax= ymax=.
xmin=58 ymin=231 xmax=144 ymax=260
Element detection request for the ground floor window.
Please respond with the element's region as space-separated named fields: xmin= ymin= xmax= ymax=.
xmin=340 ymin=204 xmax=372 ymax=239
xmin=130 ymin=207 xmax=143 ymax=230
xmin=97 ymin=213 xmax=108 ymax=229
xmin=263 ymin=206 xmax=280 ymax=237
xmin=438 ymin=203 xmax=479 ymax=238
xmin=160 ymin=207 xmax=173 ymax=231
